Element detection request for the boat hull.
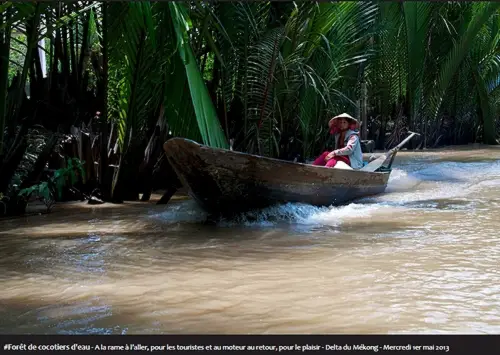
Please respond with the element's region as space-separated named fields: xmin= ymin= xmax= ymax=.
xmin=163 ymin=138 xmax=390 ymax=215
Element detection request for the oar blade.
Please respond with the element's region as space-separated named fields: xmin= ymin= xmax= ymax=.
xmin=360 ymin=154 xmax=389 ymax=172
xmin=360 ymin=132 xmax=420 ymax=172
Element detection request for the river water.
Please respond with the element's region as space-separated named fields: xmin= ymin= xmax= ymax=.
xmin=1 ymin=148 xmax=500 ymax=334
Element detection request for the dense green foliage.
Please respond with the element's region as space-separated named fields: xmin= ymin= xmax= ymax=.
xmin=1 ymin=1 xmax=500 ymax=214
xmin=18 ymin=157 xmax=85 ymax=211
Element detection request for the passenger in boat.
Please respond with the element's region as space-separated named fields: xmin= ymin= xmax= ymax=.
xmin=312 ymin=113 xmax=364 ymax=169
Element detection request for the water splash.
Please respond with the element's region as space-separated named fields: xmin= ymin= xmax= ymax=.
xmin=150 ymin=200 xmax=207 ymax=224
xmin=149 ymin=169 xmax=418 ymax=228
xmin=385 ymin=168 xmax=421 ymax=193
xmin=151 ymin=160 xmax=500 ymax=228
xmin=367 ymin=161 xmax=500 ymax=207
xmin=218 ymin=202 xmax=402 ymax=228
xmin=150 ymin=199 xmax=398 ymax=229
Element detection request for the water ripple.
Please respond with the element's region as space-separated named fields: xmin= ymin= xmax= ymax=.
xmin=0 ymin=153 xmax=500 ymax=334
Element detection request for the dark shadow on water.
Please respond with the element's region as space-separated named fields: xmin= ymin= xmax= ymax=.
xmin=0 ymin=298 xmax=126 ymax=335
xmin=0 ymin=298 xmax=392 ymax=334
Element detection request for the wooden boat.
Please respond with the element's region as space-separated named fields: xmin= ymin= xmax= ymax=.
xmin=163 ymin=132 xmax=418 ymax=216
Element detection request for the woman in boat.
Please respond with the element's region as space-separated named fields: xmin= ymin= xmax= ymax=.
xmin=312 ymin=113 xmax=364 ymax=169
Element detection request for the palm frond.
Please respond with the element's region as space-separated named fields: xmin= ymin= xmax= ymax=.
xmin=428 ymin=2 xmax=500 ymax=121
xmin=169 ymin=2 xmax=227 ymax=149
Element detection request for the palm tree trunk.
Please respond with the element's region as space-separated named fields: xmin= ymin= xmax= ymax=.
xmin=100 ymin=2 xmax=111 ymax=200
xmin=0 ymin=8 xmax=12 ymax=159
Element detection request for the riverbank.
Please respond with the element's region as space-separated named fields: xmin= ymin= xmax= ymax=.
xmin=0 ymin=191 xmax=190 ymax=223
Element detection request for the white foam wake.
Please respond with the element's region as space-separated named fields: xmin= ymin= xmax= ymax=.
xmin=218 ymin=202 xmax=403 ymax=228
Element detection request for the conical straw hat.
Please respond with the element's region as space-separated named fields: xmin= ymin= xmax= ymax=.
xmin=328 ymin=113 xmax=358 ymax=128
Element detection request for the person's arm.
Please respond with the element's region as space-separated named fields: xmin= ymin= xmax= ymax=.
xmin=333 ymin=135 xmax=359 ymax=156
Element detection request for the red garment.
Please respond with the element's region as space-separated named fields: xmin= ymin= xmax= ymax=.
xmin=312 ymin=151 xmax=351 ymax=168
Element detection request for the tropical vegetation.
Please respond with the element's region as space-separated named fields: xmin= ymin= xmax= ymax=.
xmin=1 ymin=1 xmax=500 ymax=216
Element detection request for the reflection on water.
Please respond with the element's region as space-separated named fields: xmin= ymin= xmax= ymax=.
xmin=1 ymin=149 xmax=500 ymax=334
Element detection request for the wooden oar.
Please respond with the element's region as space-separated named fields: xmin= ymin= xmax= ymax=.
xmin=360 ymin=131 xmax=420 ymax=172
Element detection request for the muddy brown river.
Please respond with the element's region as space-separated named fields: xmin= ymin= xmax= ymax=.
xmin=1 ymin=147 xmax=500 ymax=334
